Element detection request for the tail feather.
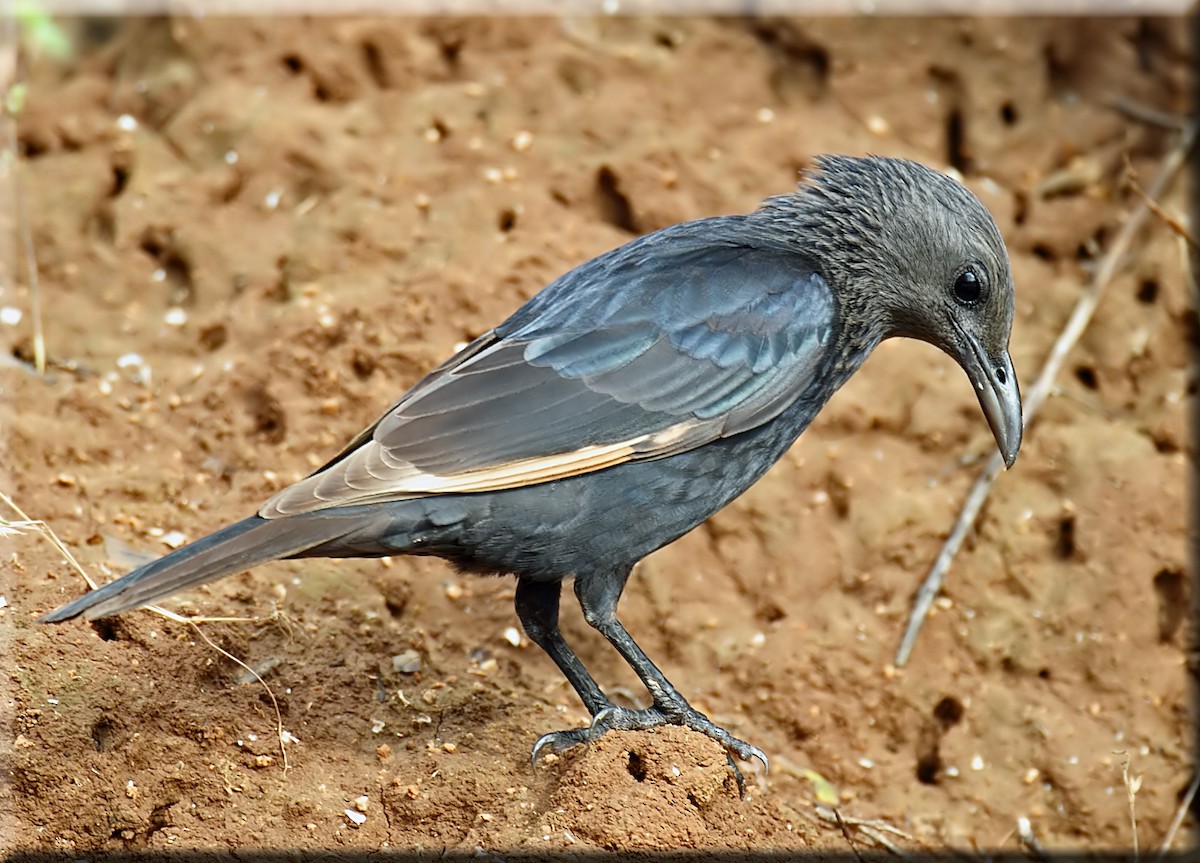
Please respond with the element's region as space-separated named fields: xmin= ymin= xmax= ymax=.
xmin=40 ymin=514 xmax=358 ymax=623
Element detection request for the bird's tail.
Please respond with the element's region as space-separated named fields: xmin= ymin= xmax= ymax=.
xmin=39 ymin=513 xmax=359 ymax=623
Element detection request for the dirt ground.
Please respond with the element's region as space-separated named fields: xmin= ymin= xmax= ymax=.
xmin=1 ymin=14 xmax=1194 ymax=855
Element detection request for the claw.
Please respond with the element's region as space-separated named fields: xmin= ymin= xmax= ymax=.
xmin=530 ymin=728 xmax=586 ymax=766
xmin=743 ymin=743 xmax=770 ymax=774
xmin=588 ymin=706 xmax=618 ymax=733
xmin=725 ymin=752 xmax=747 ymax=798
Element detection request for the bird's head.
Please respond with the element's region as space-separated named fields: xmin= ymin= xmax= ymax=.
xmin=761 ymin=154 xmax=1023 ymax=468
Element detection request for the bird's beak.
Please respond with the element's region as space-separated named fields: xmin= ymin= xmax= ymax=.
xmin=961 ymin=335 xmax=1023 ymax=469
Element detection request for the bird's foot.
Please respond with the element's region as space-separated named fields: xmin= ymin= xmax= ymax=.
xmin=530 ymin=704 xmax=767 ymax=795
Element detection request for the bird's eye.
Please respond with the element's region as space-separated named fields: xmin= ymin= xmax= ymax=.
xmin=952 ymin=268 xmax=983 ymax=305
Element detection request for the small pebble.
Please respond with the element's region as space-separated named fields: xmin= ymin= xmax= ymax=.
xmin=392 ymin=650 xmax=422 ymax=673
xmin=164 ymin=308 xmax=187 ymax=327
xmin=503 ymin=627 xmax=522 ymax=647
xmin=0 ymin=306 xmax=22 ymax=325
xmin=511 ymin=130 xmax=533 ymax=152
xmin=344 ymin=808 xmax=366 ymax=826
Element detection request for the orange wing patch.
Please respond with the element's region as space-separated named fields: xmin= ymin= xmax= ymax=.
xmin=258 ymin=419 xmax=711 ymax=518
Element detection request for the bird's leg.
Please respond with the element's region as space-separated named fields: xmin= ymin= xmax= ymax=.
xmin=573 ymin=568 xmax=769 ymax=776
xmin=514 ymin=578 xmax=616 ymax=762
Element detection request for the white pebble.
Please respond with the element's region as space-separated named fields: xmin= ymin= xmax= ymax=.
xmin=756 ymin=107 xmax=775 ymax=123
xmin=0 ymin=596 xmax=8 ymax=609
xmin=971 ymin=754 xmax=985 ymax=770
xmin=116 ymin=114 xmax=138 ymax=131
xmin=344 ymin=808 xmax=367 ymax=826
xmin=503 ymin=627 xmax=522 ymax=647
xmin=161 ymin=531 xmax=187 ymax=549
xmin=224 ymin=150 xmax=239 ymax=165
xmin=264 ymin=188 xmax=283 ymax=210
xmin=116 ymin=352 xmax=144 ymax=369
xmin=164 ymin=308 xmax=187 ymax=327
xmin=510 ymin=130 xmax=533 ymax=152
xmin=857 ymin=757 xmax=874 ymax=769
xmin=866 ymin=115 xmax=890 ymax=136
xmin=0 ymin=306 xmax=22 ymax=325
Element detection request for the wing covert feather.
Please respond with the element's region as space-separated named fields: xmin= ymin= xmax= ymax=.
xmin=261 ymin=234 xmax=836 ymax=518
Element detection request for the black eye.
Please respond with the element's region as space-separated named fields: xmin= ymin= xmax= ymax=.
xmin=953 ymin=268 xmax=983 ymax=305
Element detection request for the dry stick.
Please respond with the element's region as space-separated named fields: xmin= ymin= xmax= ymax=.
xmin=14 ymin=155 xmax=43 ymax=375
xmin=1154 ymin=772 xmax=1199 ymax=862
xmin=1 ymin=17 xmax=44 ymax=376
xmin=0 ymin=490 xmax=292 ymax=767
xmin=895 ymin=121 xmax=1198 ymax=667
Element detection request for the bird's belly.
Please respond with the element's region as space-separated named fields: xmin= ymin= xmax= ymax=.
xmin=411 ymin=413 xmax=807 ymax=581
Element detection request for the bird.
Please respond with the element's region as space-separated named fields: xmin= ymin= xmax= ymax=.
xmin=41 ymin=155 xmax=1022 ymax=776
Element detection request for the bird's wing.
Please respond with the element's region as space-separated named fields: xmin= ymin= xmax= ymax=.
xmin=261 ymin=237 xmax=836 ymax=517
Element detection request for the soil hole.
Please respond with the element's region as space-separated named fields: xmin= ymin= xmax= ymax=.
xmin=1056 ymin=514 xmax=1077 ymax=559
xmin=138 ymin=227 xmax=196 ymax=306
xmin=627 ymin=751 xmax=647 ymax=782
xmin=244 ymin=384 xmax=287 ymax=444
xmin=91 ymin=618 xmax=120 ymax=641
xmin=595 ymin=166 xmax=638 ymax=234
xmin=498 ymin=207 xmax=518 ymax=232
xmin=933 ymin=696 xmax=964 ymax=727
xmin=945 ymin=107 xmax=970 ymax=174
xmin=199 ymin=323 xmax=228 ymax=352
xmin=350 ymin=348 xmax=377 ymax=380
xmin=1031 ymin=243 xmax=1056 ymax=262
xmin=745 ymin=19 xmax=830 ymax=101
xmin=1013 ymin=191 xmax=1028 ymax=226
xmin=282 ymin=54 xmax=303 ymax=74
xmin=999 ymin=100 xmax=1019 ymax=126
xmin=362 ymin=40 xmax=388 ymax=88
xmin=916 ymin=751 xmax=940 ymax=784
xmin=1153 ymin=568 xmax=1186 ymax=642
xmin=91 ymin=717 xmax=118 ymax=751
xmin=1137 ymin=278 xmax=1159 ymax=304
xmin=1074 ymin=366 xmax=1098 ymax=390
xmin=111 ymin=163 xmax=130 ymax=198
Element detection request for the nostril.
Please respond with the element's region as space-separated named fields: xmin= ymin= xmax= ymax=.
xmin=996 ymin=366 xmax=1007 ymax=384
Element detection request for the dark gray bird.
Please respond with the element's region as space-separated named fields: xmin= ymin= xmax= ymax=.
xmin=42 ymin=155 xmax=1022 ymax=773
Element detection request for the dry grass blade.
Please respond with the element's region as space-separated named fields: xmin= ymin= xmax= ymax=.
xmin=813 ymin=805 xmax=915 ymax=856
xmin=2 ymin=488 xmax=293 ymax=769
xmin=895 ymin=120 xmax=1198 ymax=667
xmin=1121 ymin=752 xmax=1143 ymax=858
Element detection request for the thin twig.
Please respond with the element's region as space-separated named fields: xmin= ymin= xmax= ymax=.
xmin=1124 ymin=155 xmax=1198 ymax=251
xmin=1154 ymin=773 xmax=1199 ymax=862
xmin=2 ymin=489 xmax=292 ymax=767
xmin=895 ymin=121 xmax=1198 ymax=667
xmin=832 ymin=807 xmax=866 ymax=863
xmin=1 ymin=16 xmax=44 ymax=375
xmin=1121 ymin=751 xmax=1142 ymax=859
xmin=1105 ymin=95 xmax=1188 ymax=131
